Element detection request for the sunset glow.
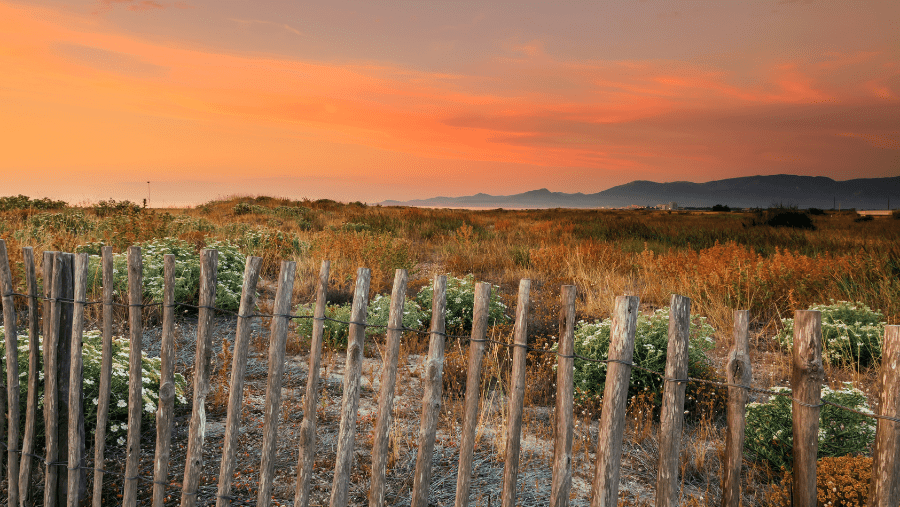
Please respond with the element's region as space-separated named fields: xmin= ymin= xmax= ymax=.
xmin=2 ymin=0 xmax=898 ymax=205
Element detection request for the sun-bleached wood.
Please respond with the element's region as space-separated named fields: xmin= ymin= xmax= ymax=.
xmin=550 ymin=285 xmax=576 ymax=507
xmin=152 ymin=254 xmax=178 ymax=507
xmin=411 ymin=275 xmax=448 ymax=507
xmin=181 ymin=249 xmax=219 ymax=507
xmin=591 ymin=295 xmax=639 ymax=507
xmin=256 ymin=260 xmax=296 ymax=507
xmin=18 ymin=247 xmax=39 ymax=506
xmin=499 ymin=279 xmax=532 ymax=507
xmin=655 ymin=294 xmax=691 ymax=507
xmin=215 ymin=256 xmax=263 ymax=507
xmin=122 ymin=247 xmax=143 ymax=507
xmin=791 ymin=310 xmax=823 ymax=507
xmin=0 ymin=240 xmax=20 ymax=507
xmin=329 ymin=268 xmax=371 ymax=507
xmin=369 ymin=269 xmax=409 ymax=507
xmin=44 ymin=253 xmax=64 ymax=507
xmin=67 ymin=253 xmax=88 ymax=506
xmin=722 ymin=310 xmax=751 ymax=507
xmin=295 ymin=260 xmax=330 ymax=507
xmin=92 ymin=247 xmax=114 ymax=507
xmin=453 ymin=282 xmax=492 ymax=507
xmin=869 ymin=325 xmax=900 ymax=507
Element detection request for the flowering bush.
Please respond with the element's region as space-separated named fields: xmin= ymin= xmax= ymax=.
xmin=572 ymin=308 xmax=716 ymax=412
xmin=775 ymin=301 xmax=885 ymax=367
xmin=82 ymin=237 xmax=247 ymax=311
xmin=415 ymin=274 xmax=509 ymax=332
xmin=294 ymin=294 xmax=428 ymax=349
xmin=0 ymin=329 xmax=188 ymax=447
xmin=744 ymin=383 xmax=876 ymax=472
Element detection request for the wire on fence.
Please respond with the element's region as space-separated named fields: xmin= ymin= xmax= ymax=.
xmin=5 ymin=291 xmax=900 ymax=426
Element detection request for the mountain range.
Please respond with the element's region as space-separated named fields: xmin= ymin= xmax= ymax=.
xmin=380 ymin=175 xmax=898 ymax=210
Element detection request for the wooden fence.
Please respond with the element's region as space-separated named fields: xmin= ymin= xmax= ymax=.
xmin=0 ymin=240 xmax=899 ymax=506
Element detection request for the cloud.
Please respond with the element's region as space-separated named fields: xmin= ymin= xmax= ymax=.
xmin=228 ymin=18 xmax=304 ymax=37
xmin=95 ymin=0 xmax=186 ymax=13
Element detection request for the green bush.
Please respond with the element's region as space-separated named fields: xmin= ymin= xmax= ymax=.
xmin=774 ymin=301 xmax=885 ymax=367
xmin=83 ymin=237 xmax=248 ymax=311
xmin=415 ymin=274 xmax=509 ymax=333
xmin=0 ymin=195 xmax=67 ymax=211
xmin=744 ymin=383 xmax=876 ymax=472
xmin=571 ymin=307 xmax=716 ymax=410
xmin=294 ymin=294 xmax=427 ymax=349
xmin=0 ymin=329 xmax=188 ymax=447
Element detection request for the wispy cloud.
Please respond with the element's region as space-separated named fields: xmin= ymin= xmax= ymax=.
xmin=228 ymin=18 xmax=304 ymax=37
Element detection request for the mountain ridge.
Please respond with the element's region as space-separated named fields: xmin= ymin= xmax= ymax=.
xmin=379 ymin=175 xmax=898 ymax=209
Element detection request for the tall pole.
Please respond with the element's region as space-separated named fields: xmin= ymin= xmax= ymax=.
xmin=147 ymin=181 xmax=150 ymax=208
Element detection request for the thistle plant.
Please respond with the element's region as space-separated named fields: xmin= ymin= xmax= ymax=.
xmin=415 ymin=274 xmax=509 ymax=332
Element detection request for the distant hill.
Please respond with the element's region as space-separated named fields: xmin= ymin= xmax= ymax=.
xmin=380 ymin=175 xmax=899 ymax=210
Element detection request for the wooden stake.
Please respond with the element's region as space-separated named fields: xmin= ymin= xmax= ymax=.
xmin=0 ymin=240 xmax=20 ymax=507
xmin=869 ymin=325 xmax=900 ymax=507
xmin=369 ymin=269 xmax=409 ymax=507
xmin=655 ymin=294 xmax=690 ymax=507
xmin=294 ymin=260 xmax=330 ymax=507
xmin=67 ymin=253 xmax=88 ymax=506
xmin=92 ymin=247 xmax=114 ymax=507
xmin=44 ymin=253 xmax=63 ymax=507
xmin=329 ymin=268 xmax=371 ymax=507
xmin=791 ymin=310 xmax=823 ymax=507
xmin=152 ymin=254 xmax=178 ymax=507
xmin=411 ymin=275 xmax=448 ymax=507
xmin=256 ymin=260 xmax=296 ymax=507
xmin=18 ymin=247 xmax=39 ymax=506
xmin=122 ymin=247 xmax=143 ymax=507
xmin=550 ymin=285 xmax=576 ymax=507
xmin=453 ymin=282 xmax=492 ymax=507
xmin=722 ymin=310 xmax=750 ymax=507
xmin=215 ymin=256 xmax=263 ymax=507
xmin=590 ymin=295 xmax=639 ymax=507
xmin=500 ymin=279 xmax=531 ymax=507
xmin=181 ymin=249 xmax=219 ymax=507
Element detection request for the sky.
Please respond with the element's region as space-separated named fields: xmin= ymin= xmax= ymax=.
xmin=1 ymin=0 xmax=899 ymax=206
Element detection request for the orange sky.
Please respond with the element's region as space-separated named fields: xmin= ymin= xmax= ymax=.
xmin=2 ymin=0 xmax=898 ymax=205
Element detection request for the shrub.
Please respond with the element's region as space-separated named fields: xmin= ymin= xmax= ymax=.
xmin=767 ymin=455 xmax=872 ymax=507
xmin=92 ymin=199 xmax=141 ymax=217
xmin=0 ymin=195 xmax=67 ymax=211
xmin=83 ymin=237 xmax=248 ymax=311
xmin=415 ymin=274 xmax=509 ymax=333
xmin=571 ymin=308 xmax=716 ymax=413
xmin=0 ymin=329 xmax=188 ymax=447
xmin=711 ymin=204 xmax=731 ymax=212
xmin=294 ymin=295 xmax=427 ymax=349
xmin=774 ymin=300 xmax=885 ymax=368
xmin=744 ymin=383 xmax=876 ymax=472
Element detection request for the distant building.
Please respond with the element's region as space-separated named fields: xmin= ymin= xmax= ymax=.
xmin=654 ymin=202 xmax=678 ymax=210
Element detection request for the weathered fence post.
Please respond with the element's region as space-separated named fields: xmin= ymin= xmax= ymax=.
xmin=722 ymin=310 xmax=750 ymax=507
xmin=295 ymin=260 xmax=330 ymax=507
xmin=791 ymin=310 xmax=823 ymax=507
xmin=369 ymin=269 xmax=409 ymax=507
xmin=655 ymin=294 xmax=691 ymax=507
xmin=329 ymin=267 xmax=371 ymax=507
xmin=411 ymin=275 xmax=448 ymax=507
xmin=0 ymin=240 xmax=21 ymax=507
xmin=590 ymin=295 xmax=639 ymax=507
xmin=152 ymin=254 xmax=178 ymax=507
xmin=18 ymin=247 xmax=39 ymax=506
xmin=257 ymin=260 xmax=296 ymax=507
xmin=92 ymin=247 xmax=114 ymax=507
xmin=122 ymin=246 xmax=143 ymax=506
xmin=550 ymin=285 xmax=576 ymax=507
xmin=181 ymin=248 xmax=219 ymax=507
xmin=453 ymin=282 xmax=492 ymax=507
xmin=67 ymin=253 xmax=88 ymax=506
xmin=501 ymin=279 xmax=531 ymax=507
xmin=869 ymin=325 xmax=900 ymax=507
xmin=215 ymin=255 xmax=263 ymax=507
xmin=55 ymin=253 xmax=76 ymax=505
xmin=44 ymin=252 xmax=66 ymax=507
